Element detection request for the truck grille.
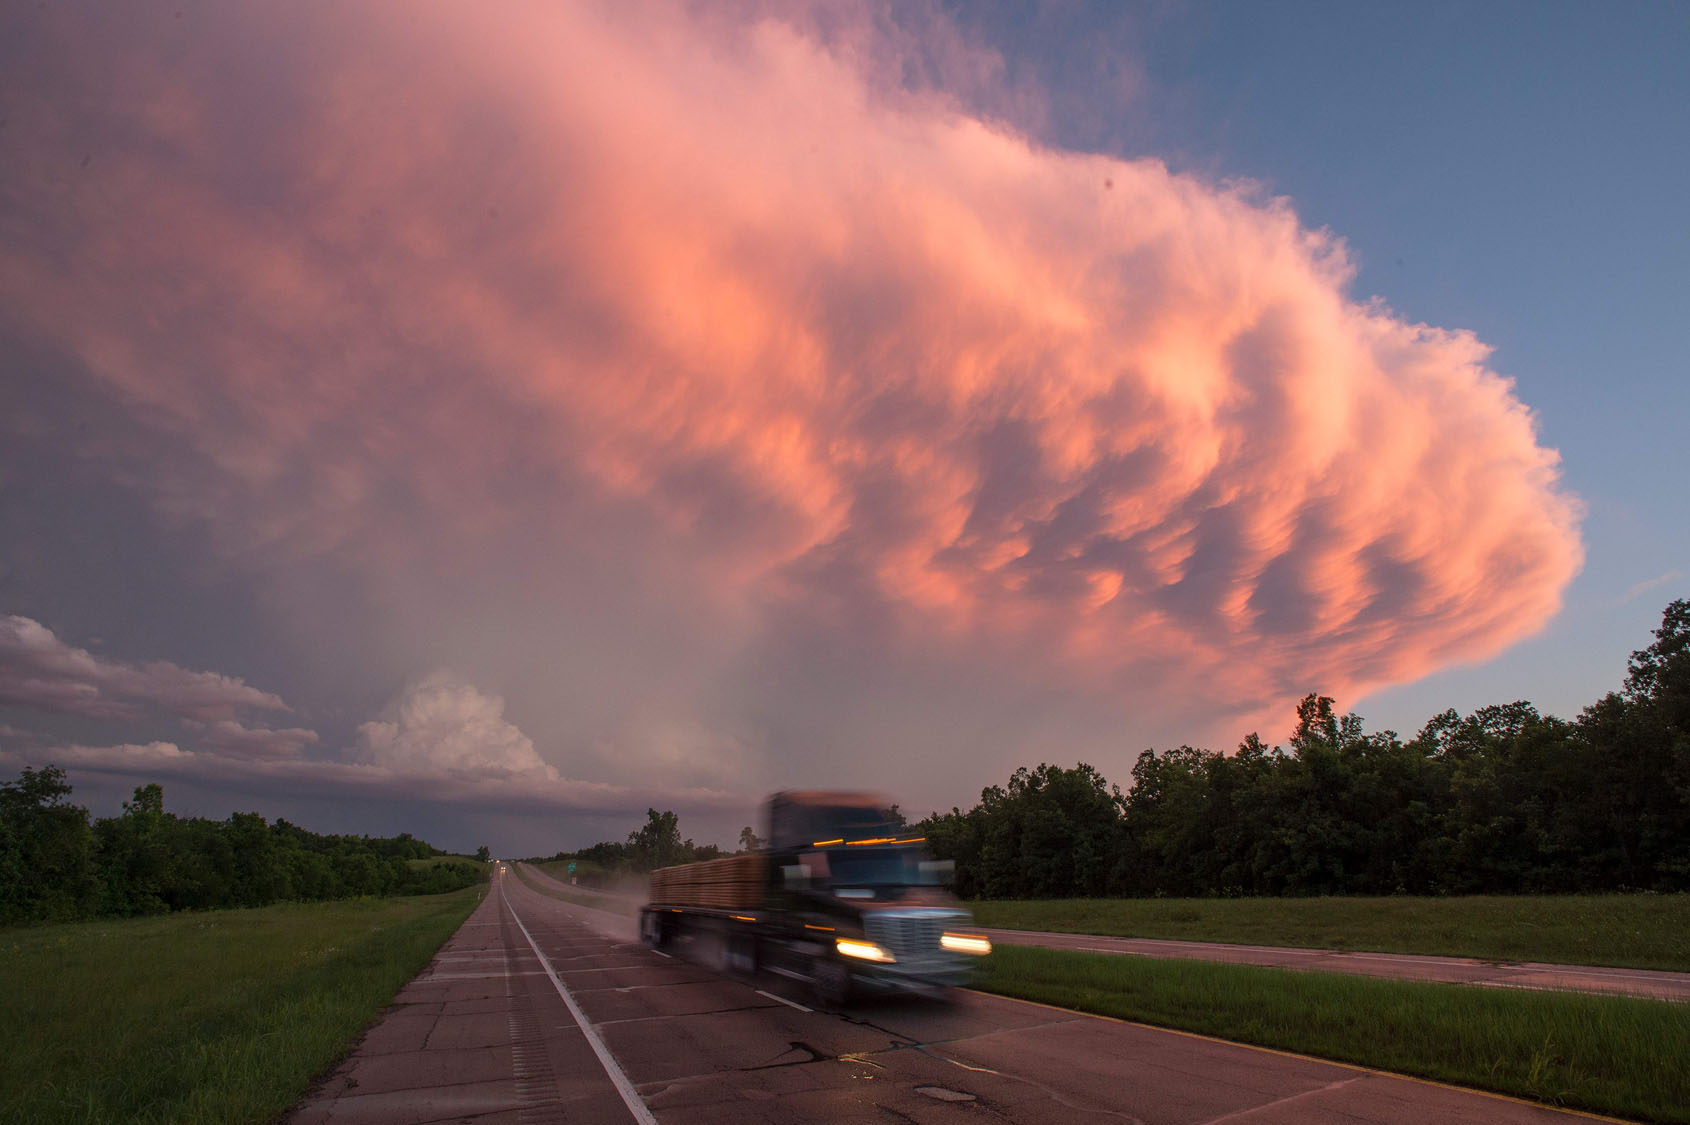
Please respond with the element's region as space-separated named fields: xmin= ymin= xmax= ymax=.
xmin=864 ymin=913 xmax=951 ymax=961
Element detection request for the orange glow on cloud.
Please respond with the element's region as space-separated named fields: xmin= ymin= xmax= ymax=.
xmin=0 ymin=1 xmax=1581 ymax=747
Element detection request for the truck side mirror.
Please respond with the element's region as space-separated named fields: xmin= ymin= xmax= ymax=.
xmin=782 ymin=864 xmax=811 ymax=888
xmin=919 ymin=859 xmax=955 ymax=886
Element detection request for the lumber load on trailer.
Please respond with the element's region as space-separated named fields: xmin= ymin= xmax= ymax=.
xmin=649 ymin=853 xmax=766 ymax=910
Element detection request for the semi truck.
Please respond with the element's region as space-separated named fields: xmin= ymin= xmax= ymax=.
xmin=639 ymin=791 xmax=992 ymax=1004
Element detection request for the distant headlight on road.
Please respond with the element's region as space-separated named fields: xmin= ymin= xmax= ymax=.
xmin=836 ymin=938 xmax=896 ymax=963
xmin=941 ymin=932 xmax=992 ymax=955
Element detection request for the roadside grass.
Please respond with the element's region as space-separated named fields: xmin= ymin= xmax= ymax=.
xmin=969 ymin=894 xmax=1690 ymax=971
xmin=979 ymin=944 xmax=1690 ymax=1123
xmin=514 ymin=863 xmax=637 ymax=916
xmin=0 ymin=887 xmax=481 ymax=1123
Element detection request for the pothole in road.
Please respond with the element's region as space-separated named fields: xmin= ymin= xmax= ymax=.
xmin=915 ymin=1085 xmax=976 ymax=1102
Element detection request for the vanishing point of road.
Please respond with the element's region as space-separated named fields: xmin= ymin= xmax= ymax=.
xmin=289 ymin=863 xmax=1613 ymax=1123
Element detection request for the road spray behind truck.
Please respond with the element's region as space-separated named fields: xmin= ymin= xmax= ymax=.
xmin=639 ymin=791 xmax=992 ymax=1004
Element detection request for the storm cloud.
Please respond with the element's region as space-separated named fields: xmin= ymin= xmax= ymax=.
xmin=0 ymin=1 xmax=1581 ymax=821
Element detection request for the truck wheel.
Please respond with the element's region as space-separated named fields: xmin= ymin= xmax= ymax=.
xmin=812 ymin=957 xmax=852 ymax=1007
xmin=726 ymin=930 xmax=758 ymax=979
xmin=642 ymin=911 xmax=669 ymax=950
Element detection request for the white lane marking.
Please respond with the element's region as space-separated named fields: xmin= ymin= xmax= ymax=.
xmin=503 ymin=890 xmax=658 ymax=1125
xmin=1474 ymin=980 xmax=1555 ymax=993
xmin=650 ymin=949 xmax=672 ymax=959
xmin=1344 ymin=953 xmax=1487 ymax=967
xmin=756 ymin=989 xmax=814 ymax=1013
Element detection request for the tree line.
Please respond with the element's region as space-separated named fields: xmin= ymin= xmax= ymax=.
xmin=916 ymin=601 xmax=1690 ymax=898
xmin=0 ymin=775 xmax=486 ymax=925
xmin=535 ymin=808 xmax=763 ymax=880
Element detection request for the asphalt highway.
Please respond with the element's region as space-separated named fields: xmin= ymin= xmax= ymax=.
xmin=289 ymin=863 xmax=1603 ymax=1123
xmin=518 ymin=864 xmax=1688 ymax=1004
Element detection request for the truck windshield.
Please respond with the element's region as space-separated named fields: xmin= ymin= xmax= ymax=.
xmin=824 ymin=848 xmax=938 ymax=887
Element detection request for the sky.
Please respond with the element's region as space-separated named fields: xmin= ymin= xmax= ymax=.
xmin=1 ymin=1 xmax=1684 ymax=856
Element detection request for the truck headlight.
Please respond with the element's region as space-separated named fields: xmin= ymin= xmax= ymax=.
xmin=940 ymin=932 xmax=992 ymax=955
xmin=835 ymin=938 xmax=896 ymax=963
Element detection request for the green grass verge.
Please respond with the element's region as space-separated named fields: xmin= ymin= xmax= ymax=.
xmin=979 ymin=944 xmax=1689 ymax=1123
xmin=0 ymin=887 xmax=482 ymax=1123
xmin=968 ymin=894 xmax=1690 ymax=971
xmin=513 ymin=863 xmax=637 ymax=916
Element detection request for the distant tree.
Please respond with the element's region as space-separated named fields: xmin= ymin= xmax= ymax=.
xmin=0 ymin=765 xmax=96 ymax=923
xmin=738 ymin=826 xmax=762 ymax=852
xmin=475 ymin=845 xmax=491 ymax=863
xmin=628 ymin=808 xmax=684 ymax=870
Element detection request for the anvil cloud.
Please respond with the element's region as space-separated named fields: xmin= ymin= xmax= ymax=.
xmin=0 ymin=2 xmax=1581 ymax=808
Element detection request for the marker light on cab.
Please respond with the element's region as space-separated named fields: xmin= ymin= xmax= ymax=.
xmin=940 ymin=932 xmax=992 ymax=955
xmin=835 ymin=938 xmax=896 ymax=963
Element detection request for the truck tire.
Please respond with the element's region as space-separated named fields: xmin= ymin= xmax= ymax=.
xmin=726 ymin=929 xmax=758 ymax=979
xmin=641 ymin=910 xmax=670 ymax=950
xmin=811 ymin=957 xmax=852 ymax=1007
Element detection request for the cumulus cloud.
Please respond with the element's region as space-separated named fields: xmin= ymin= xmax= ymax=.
xmin=0 ymin=614 xmax=287 ymax=722
xmin=0 ymin=2 xmax=1581 ymax=790
xmin=356 ymin=674 xmax=556 ymax=779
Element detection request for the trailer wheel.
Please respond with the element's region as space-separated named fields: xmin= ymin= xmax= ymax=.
xmin=812 ymin=957 xmax=852 ymax=1007
xmin=641 ymin=911 xmax=670 ymax=950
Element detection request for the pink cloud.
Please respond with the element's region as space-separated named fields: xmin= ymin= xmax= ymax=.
xmin=0 ymin=615 xmax=288 ymax=723
xmin=0 ymin=2 xmax=1581 ymax=767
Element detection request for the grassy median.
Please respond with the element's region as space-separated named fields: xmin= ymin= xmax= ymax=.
xmin=979 ymin=943 xmax=1688 ymax=1122
xmin=0 ymin=886 xmax=481 ymax=1123
xmin=970 ymin=894 xmax=1690 ymax=971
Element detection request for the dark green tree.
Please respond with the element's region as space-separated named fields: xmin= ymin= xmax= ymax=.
xmin=0 ymin=765 xmax=96 ymax=923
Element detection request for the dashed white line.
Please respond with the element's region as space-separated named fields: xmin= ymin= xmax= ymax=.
xmin=756 ymin=989 xmax=814 ymax=1013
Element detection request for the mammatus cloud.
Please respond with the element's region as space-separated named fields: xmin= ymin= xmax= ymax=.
xmin=0 ymin=614 xmax=286 ymax=722
xmin=0 ymin=2 xmax=1581 ymax=784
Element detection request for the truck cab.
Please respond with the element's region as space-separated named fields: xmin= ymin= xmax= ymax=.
xmin=641 ymin=791 xmax=991 ymax=1004
xmin=754 ymin=791 xmax=989 ymax=1004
